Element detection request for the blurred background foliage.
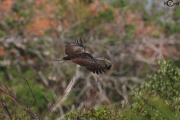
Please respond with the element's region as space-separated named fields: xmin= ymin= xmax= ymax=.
xmin=0 ymin=0 xmax=180 ymax=119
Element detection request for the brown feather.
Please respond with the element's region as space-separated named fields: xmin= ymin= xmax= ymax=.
xmin=65 ymin=39 xmax=84 ymax=56
xmin=71 ymin=53 xmax=106 ymax=74
xmin=54 ymin=38 xmax=111 ymax=74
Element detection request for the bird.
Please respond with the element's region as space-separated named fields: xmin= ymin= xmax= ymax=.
xmin=53 ymin=38 xmax=112 ymax=74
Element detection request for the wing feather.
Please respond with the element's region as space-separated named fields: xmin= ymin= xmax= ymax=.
xmin=65 ymin=38 xmax=84 ymax=56
xmin=98 ymin=67 xmax=102 ymax=74
xmin=71 ymin=53 xmax=105 ymax=74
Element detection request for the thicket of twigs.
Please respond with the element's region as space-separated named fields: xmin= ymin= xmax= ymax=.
xmin=0 ymin=0 xmax=180 ymax=119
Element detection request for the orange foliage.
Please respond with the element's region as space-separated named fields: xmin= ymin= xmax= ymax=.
xmin=162 ymin=45 xmax=168 ymax=52
xmin=0 ymin=46 xmax=5 ymax=56
xmin=113 ymin=9 xmax=121 ymax=23
xmin=90 ymin=1 xmax=102 ymax=16
xmin=68 ymin=0 xmax=75 ymax=3
xmin=26 ymin=18 xmax=57 ymax=36
xmin=104 ymin=26 xmax=112 ymax=31
xmin=142 ymin=48 xmax=154 ymax=56
xmin=36 ymin=0 xmax=47 ymax=6
xmin=136 ymin=26 xmax=153 ymax=37
xmin=125 ymin=13 xmax=154 ymax=37
xmin=35 ymin=0 xmax=56 ymax=18
xmin=0 ymin=0 xmax=13 ymax=20
xmin=25 ymin=0 xmax=59 ymax=36
xmin=0 ymin=0 xmax=13 ymax=12
xmin=62 ymin=19 xmax=69 ymax=29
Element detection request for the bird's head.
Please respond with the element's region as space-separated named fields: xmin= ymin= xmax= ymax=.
xmin=96 ymin=57 xmax=112 ymax=70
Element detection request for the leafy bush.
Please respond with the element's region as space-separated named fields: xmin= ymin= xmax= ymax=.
xmin=98 ymin=9 xmax=114 ymax=22
xmin=64 ymin=106 xmax=121 ymax=120
xmin=164 ymin=22 xmax=180 ymax=36
xmin=64 ymin=59 xmax=180 ymax=119
xmin=173 ymin=7 xmax=180 ymax=20
xmin=0 ymin=68 xmax=54 ymax=118
xmin=121 ymin=59 xmax=180 ymax=119
xmin=140 ymin=59 xmax=180 ymax=115
xmin=112 ymin=0 xmax=127 ymax=8
xmin=123 ymin=24 xmax=136 ymax=40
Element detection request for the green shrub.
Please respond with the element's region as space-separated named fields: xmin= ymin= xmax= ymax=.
xmin=64 ymin=106 xmax=121 ymax=120
xmin=173 ymin=8 xmax=180 ymax=20
xmin=122 ymin=59 xmax=180 ymax=119
xmin=0 ymin=68 xmax=54 ymax=117
xmin=98 ymin=9 xmax=114 ymax=22
xmin=64 ymin=59 xmax=180 ymax=119
xmin=164 ymin=22 xmax=180 ymax=36
xmin=112 ymin=0 xmax=127 ymax=8
xmin=141 ymin=59 xmax=180 ymax=114
xmin=123 ymin=24 xmax=136 ymax=40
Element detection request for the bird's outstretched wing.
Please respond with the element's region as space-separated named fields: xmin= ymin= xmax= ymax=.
xmin=71 ymin=53 xmax=105 ymax=74
xmin=65 ymin=38 xmax=84 ymax=57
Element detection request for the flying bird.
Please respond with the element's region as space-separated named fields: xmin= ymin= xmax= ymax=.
xmin=53 ymin=38 xmax=112 ymax=74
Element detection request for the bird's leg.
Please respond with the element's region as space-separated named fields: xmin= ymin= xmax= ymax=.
xmin=52 ymin=58 xmax=63 ymax=61
xmin=52 ymin=56 xmax=70 ymax=61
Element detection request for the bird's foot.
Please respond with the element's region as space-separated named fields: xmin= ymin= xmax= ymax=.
xmin=52 ymin=58 xmax=63 ymax=61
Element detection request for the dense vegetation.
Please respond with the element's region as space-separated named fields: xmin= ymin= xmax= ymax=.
xmin=0 ymin=0 xmax=180 ymax=119
xmin=64 ymin=60 xmax=180 ymax=119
